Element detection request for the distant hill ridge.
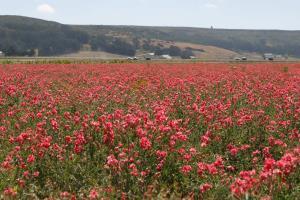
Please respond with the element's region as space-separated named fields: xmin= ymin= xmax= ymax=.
xmin=1 ymin=15 xmax=300 ymax=57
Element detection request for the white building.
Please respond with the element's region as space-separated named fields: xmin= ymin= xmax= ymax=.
xmin=0 ymin=51 xmax=4 ymax=57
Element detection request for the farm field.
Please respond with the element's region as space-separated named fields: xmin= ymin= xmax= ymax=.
xmin=0 ymin=62 xmax=299 ymax=199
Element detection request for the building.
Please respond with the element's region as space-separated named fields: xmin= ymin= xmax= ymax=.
xmin=0 ymin=51 xmax=4 ymax=57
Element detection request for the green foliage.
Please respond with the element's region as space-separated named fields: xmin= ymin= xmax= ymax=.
xmin=91 ymin=36 xmax=136 ymax=56
xmin=282 ymin=66 xmax=289 ymax=73
xmin=0 ymin=15 xmax=88 ymax=56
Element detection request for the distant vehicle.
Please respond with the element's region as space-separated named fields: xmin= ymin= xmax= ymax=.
xmin=274 ymin=54 xmax=285 ymax=60
xmin=263 ymin=53 xmax=274 ymax=61
xmin=127 ymin=57 xmax=138 ymax=60
xmin=160 ymin=55 xmax=172 ymax=60
xmin=144 ymin=53 xmax=155 ymax=60
xmin=181 ymin=55 xmax=196 ymax=59
xmin=234 ymin=56 xmax=247 ymax=61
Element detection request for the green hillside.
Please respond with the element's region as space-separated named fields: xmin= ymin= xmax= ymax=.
xmin=1 ymin=15 xmax=300 ymax=57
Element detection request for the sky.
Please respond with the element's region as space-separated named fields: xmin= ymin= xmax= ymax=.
xmin=1 ymin=0 xmax=300 ymax=30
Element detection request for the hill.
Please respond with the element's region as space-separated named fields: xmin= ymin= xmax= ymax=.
xmin=0 ymin=15 xmax=89 ymax=56
xmin=73 ymin=25 xmax=300 ymax=57
xmin=1 ymin=15 xmax=300 ymax=58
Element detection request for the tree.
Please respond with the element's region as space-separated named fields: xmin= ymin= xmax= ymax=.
xmin=168 ymin=45 xmax=182 ymax=56
xmin=181 ymin=50 xmax=194 ymax=59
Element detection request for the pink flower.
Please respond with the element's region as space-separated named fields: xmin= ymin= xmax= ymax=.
xmin=207 ymin=164 xmax=218 ymax=175
xmin=50 ymin=118 xmax=59 ymax=131
xmin=189 ymin=147 xmax=197 ymax=155
xmin=230 ymin=148 xmax=238 ymax=156
xmin=181 ymin=165 xmax=192 ymax=174
xmin=140 ymin=137 xmax=152 ymax=150
xmin=136 ymin=127 xmax=147 ymax=138
xmin=156 ymin=150 xmax=167 ymax=160
xmin=176 ymin=132 xmax=188 ymax=141
xmin=65 ymin=135 xmax=72 ymax=144
xmin=263 ymin=158 xmax=275 ymax=172
xmin=33 ymin=171 xmax=40 ymax=177
xmin=23 ymin=171 xmax=30 ymax=178
xmin=3 ymin=187 xmax=17 ymax=197
xmin=200 ymin=183 xmax=213 ymax=193
xmin=107 ymin=155 xmax=119 ymax=168
xmin=36 ymin=112 xmax=43 ymax=118
xmin=183 ymin=154 xmax=192 ymax=161
xmin=60 ymin=191 xmax=70 ymax=199
xmin=27 ymin=154 xmax=35 ymax=163
xmin=89 ymin=189 xmax=99 ymax=199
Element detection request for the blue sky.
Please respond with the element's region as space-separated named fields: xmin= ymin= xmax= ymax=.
xmin=1 ymin=0 xmax=300 ymax=30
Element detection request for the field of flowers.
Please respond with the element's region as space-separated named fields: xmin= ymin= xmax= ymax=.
xmin=0 ymin=62 xmax=299 ymax=199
